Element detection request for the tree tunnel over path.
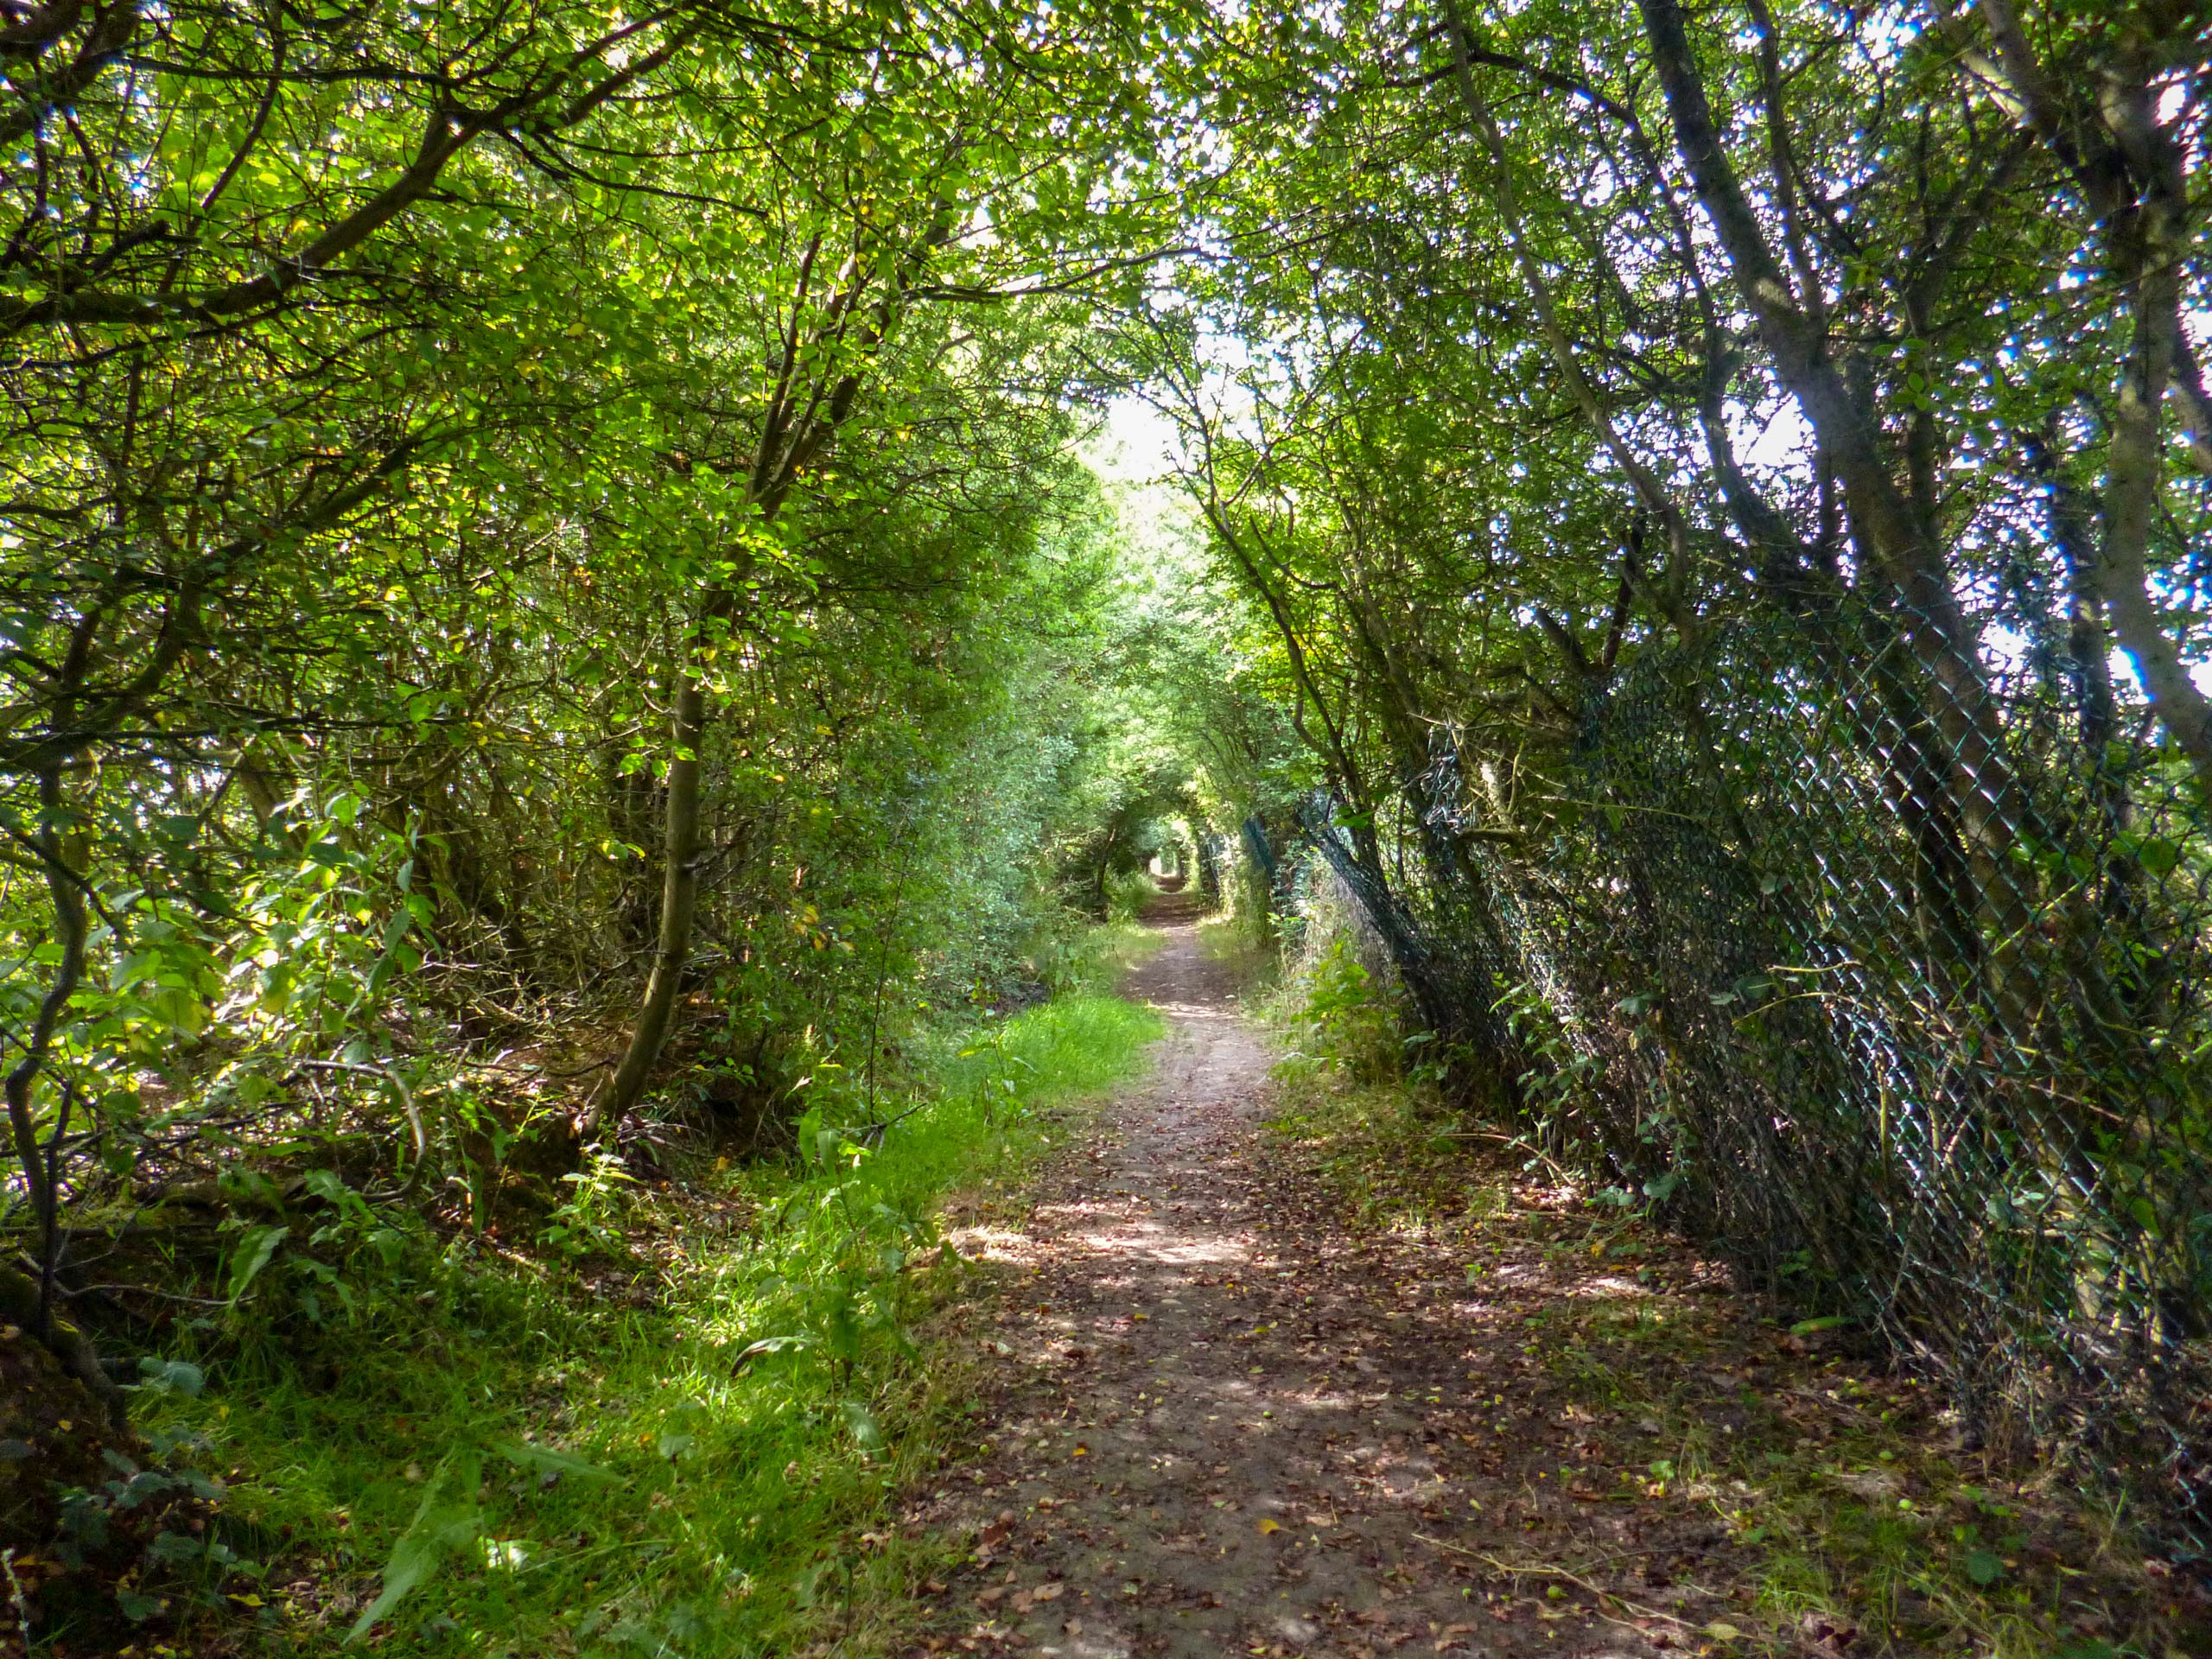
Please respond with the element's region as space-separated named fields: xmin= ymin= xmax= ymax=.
xmin=2 ymin=0 xmax=2210 ymax=1648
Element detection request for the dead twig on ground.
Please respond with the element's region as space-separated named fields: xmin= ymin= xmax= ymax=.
xmin=1411 ymin=1533 xmax=1702 ymax=1631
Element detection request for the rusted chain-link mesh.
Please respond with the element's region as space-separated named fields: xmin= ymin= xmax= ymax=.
xmin=1308 ymin=601 xmax=2212 ymax=1548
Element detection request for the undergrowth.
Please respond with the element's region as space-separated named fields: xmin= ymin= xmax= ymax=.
xmin=1099 ymin=869 xmax=1156 ymax=925
xmin=1062 ymin=920 xmax=1166 ymax=993
xmin=87 ymin=991 xmax=1162 ymax=1658
xmin=1194 ymin=911 xmax=1276 ymax=988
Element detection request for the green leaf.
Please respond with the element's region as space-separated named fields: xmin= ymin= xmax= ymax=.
xmin=841 ymin=1400 xmax=883 ymax=1449
xmin=733 ymin=1334 xmax=814 ymax=1370
xmin=134 ymin=1357 xmax=206 ymax=1398
xmin=344 ymin=1454 xmax=483 ymax=1644
xmin=492 ymin=1440 xmax=621 ymax=1486
xmin=116 ymin=1587 xmax=162 ymax=1622
xmin=226 ymin=1224 xmax=289 ymax=1305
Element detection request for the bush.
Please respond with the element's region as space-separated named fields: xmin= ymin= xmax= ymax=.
xmin=1269 ymin=866 xmax=1410 ymax=1084
xmin=1101 ymin=868 xmax=1157 ymax=923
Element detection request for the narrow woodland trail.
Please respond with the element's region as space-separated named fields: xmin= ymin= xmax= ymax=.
xmin=901 ymin=899 xmax=1758 ymax=1659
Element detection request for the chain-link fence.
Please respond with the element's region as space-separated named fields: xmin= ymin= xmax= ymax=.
xmin=1306 ymin=600 xmax=2212 ymax=1550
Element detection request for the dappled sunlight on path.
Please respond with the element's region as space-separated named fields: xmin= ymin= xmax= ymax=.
xmin=900 ymin=902 xmax=1694 ymax=1659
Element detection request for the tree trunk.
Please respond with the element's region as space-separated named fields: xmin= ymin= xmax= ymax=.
xmin=2094 ymin=188 xmax=2212 ymax=797
xmin=4 ymin=767 xmax=83 ymax=1327
xmin=1967 ymin=0 xmax=2212 ymax=796
xmin=1637 ymin=0 xmax=2036 ymax=967
xmin=590 ymin=668 xmax=706 ymax=1134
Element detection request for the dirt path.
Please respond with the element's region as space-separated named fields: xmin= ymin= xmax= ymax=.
xmin=904 ymin=899 xmax=1699 ymax=1659
xmin=892 ymin=901 xmax=2202 ymax=1659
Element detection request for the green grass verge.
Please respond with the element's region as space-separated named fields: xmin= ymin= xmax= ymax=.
xmin=124 ymin=993 xmax=1162 ymax=1657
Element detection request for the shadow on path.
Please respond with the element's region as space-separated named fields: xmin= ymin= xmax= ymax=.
xmin=901 ymin=899 xmax=1678 ymax=1659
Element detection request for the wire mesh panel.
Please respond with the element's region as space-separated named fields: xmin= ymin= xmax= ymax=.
xmin=1313 ymin=600 xmax=2212 ymax=1548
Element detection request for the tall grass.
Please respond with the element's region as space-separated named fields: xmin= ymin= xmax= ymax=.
xmin=124 ymin=994 xmax=1162 ymax=1656
xmin=1058 ymin=918 xmax=1166 ymax=995
xmin=1100 ymin=868 xmax=1155 ymax=923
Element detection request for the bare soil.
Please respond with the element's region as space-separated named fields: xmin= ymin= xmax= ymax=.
xmin=897 ymin=899 xmax=2201 ymax=1659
